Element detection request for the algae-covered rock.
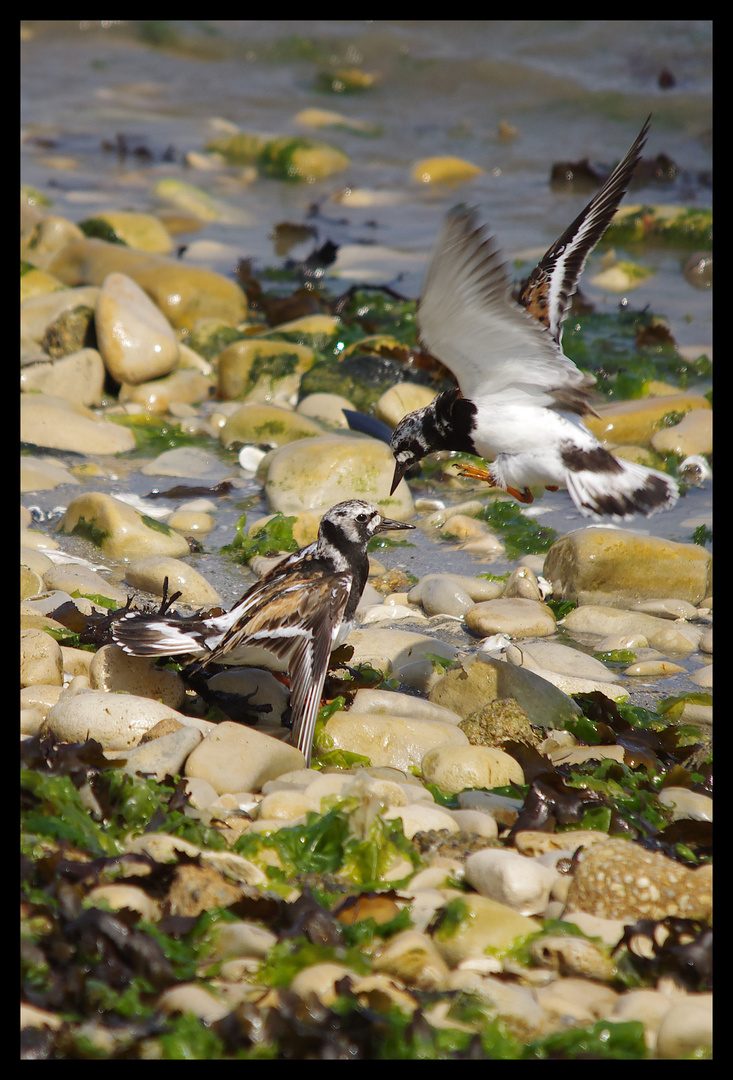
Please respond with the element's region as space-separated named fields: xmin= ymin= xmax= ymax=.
xmin=544 ymin=527 xmax=712 ymax=607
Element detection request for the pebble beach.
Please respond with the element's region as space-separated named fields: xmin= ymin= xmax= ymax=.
xmin=21 ymin=21 xmax=711 ymax=1060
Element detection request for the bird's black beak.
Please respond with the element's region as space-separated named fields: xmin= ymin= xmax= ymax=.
xmin=389 ymin=461 xmax=407 ymax=496
xmin=376 ymin=514 xmax=415 ymax=533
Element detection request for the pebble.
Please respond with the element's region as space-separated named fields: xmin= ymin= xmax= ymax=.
xmin=346 ymin=627 xmax=460 ymax=674
xmin=503 ymin=565 xmax=543 ymax=600
xmin=49 ymin=237 xmax=247 ymax=331
xmin=655 ymin=998 xmax=713 ymax=1058
xmin=431 ymin=894 xmax=539 ymax=968
xmin=687 ymin=663 xmax=712 ymax=688
xmin=323 ymin=710 xmax=469 ymax=770
xmin=465 ymin=597 xmax=556 ymax=639
xmin=584 ymin=392 xmax=710 ymax=447
xmin=87 ymin=884 xmax=161 ymax=922
xmin=59 ymin=492 xmax=191 ymax=559
xmin=21 ymin=347 xmax=106 ymax=406
xmin=124 ymin=556 xmax=222 ymax=607
xmin=184 ymin=720 xmax=305 ymax=794
xmin=421 ymin=745 xmax=525 ymax=793
xmin=44 ymin=689 xmax=196 ymax=749
xmin=94 ymin=271 xmax=180 ymax=384
xmin=623 ymin=660 xmax=687 ymax=677
xmin=296 ymin=391 xmax=355 ymax=426
xmin=651 ymin=408 xmax=712 ymax=456
xmin=21 ymin=455 xmax=82 ymax=493
xmin=119 ymin=368 xmax=213 ymax=413
xmin=349 ymin=687 xmax=463 ymax=726
xmin=139 ymin=445 xmax=233 ymax=482
xmin=506 ymin=640 xmax=621 ymax=683
xmin=166 ymin=510 xmax=215 ymax=536
xmin=156 ymin=984 xmax=231 ymax=1023
xmin=562 ymin=605 xmax=703 ymax=655
xmin=20 ymin=628 xmax=64 ymax=688
xmin=20 ymin=393 xmax=136 ymax=455
xmin=463 ymin=849 xmax=557 ymax=916
xmin=529 ymin=934 xmax=615 ymax=981
xmin=89 ymin=645 xmax=187 ymax=710
xmin=429 ymin=654 xmax=581 ymax=729
xmin=374 ymin=382 xmax=437 ymax=426
xmin=217 ymin=338 xmax=316 ymax=403
xmin=658 ymin=786 xmax=713 ymax=822
xmin=42 ymin=562 xmax=129 ymax=605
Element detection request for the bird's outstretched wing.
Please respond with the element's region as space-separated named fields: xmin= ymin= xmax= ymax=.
xmin=518 ymin=116 xmax=650 ymax=343
xmin=417 ymin=206 xmax=589 ymax=404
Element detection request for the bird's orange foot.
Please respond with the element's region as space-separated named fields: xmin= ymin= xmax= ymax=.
xmin=506 ymin=486 xmax=534 ymax=504
xmin=455 ymin=462 xmax=495 ymax=483
xmin=544 ymin=485 xmax=558 ymax=492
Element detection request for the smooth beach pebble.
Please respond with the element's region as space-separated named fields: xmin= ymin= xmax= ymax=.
xmin=465 ymin=597 xmax=556 ymax=639
xmin=20 ymin=393 xmax=136 ymax=455
xmin=323 ymin=710 xmax=469 ymax=771
xmin=421 ymin=744 xmax=525 ymax=793
xmin=43 ymin=690 xmax=195 ymax=750
xmin=21 ymin=628 xmax=64 ymax=688
xmin=464 ymin=849 xmax=557 ymax=916
xmin=123 ymin=556 xmax=222 ymax=607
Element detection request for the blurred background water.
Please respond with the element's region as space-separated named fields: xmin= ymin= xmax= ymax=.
xmin=21 ymin=20 xmax=712 ymax=341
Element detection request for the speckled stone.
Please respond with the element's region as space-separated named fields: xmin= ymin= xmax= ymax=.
xmin=564 ymin=838 xmax=712 ymax=921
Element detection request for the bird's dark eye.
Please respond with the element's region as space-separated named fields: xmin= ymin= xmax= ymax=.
xmin=356 ymin=513 xmax=369 ymax=522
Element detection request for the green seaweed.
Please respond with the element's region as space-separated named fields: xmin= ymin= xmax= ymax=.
xmin=477 ymin=499 xmax=558 ymax=559
xmin=223 ymin=512 xmax=299 ymax=563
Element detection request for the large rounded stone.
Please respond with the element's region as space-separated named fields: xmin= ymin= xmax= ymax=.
xmin=564 ymin=838 xmax=713 ymax=921
xmin=217 ymin=339 xmax=317 ymax=402
xmin=262 ymin=434 xmax=414 ymax=518
xmin=429 ymin=654 xmax=580 ymax=729
xmin=544 ymin=527 xmax=712 ymax=607
xmin=584 ymin=393 xmax=711 ymax=447
xmin=323 ymin=710 xmax=468 ymax=770
xmin=48 ymin=238 xmax=247 ymax=331
xmin=184 ymin=721 xmax=305 ymax=794
xmin=123 ymin=556 xmax=222 ymax=607
xmin=431 ymin=894 xmax=539 ymax=967
xmin=58 ymin=492 xmax=190 ymax=559
xmin=220 ymin=402 xmax=326 ymax=449
xmin=44 ymin=690 xmax=192 ymax=749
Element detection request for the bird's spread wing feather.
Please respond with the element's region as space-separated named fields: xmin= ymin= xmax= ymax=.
xmin=287 ymin=578 xmax=351 ymax=761
xmin=417 ymin=206 xmax=590 ymax=405
xmin=518 ymin=116 xmax=650 ymax=342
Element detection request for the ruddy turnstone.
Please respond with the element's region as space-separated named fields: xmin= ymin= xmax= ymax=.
xmin=390 ymin=117 xmax=679 ymax=520
xmin=112 ymin=500 xmax=414 ymax=766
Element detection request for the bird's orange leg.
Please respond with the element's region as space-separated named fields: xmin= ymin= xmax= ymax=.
xmin=544 ymin=485 xmax=559 ymax=492
xmin=455 ymin=462 xmax=534 ymax=504
xmin=455 ymin=462 xmax=495 ymax=483
xmin=506 ymin=486 xmax=534 ymax=504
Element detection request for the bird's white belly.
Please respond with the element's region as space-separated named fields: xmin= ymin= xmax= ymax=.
xmin=471 ymin=404 xmax=594 ymax=459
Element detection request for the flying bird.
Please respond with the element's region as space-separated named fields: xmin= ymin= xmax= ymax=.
xmin=390 ymin=117 xmax=679 ymax=520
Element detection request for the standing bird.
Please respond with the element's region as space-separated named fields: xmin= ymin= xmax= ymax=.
xmin=112 ymin=500 xmax=414 ymax=766
xmin=390 ymin=117 xmax=679 ymax=520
